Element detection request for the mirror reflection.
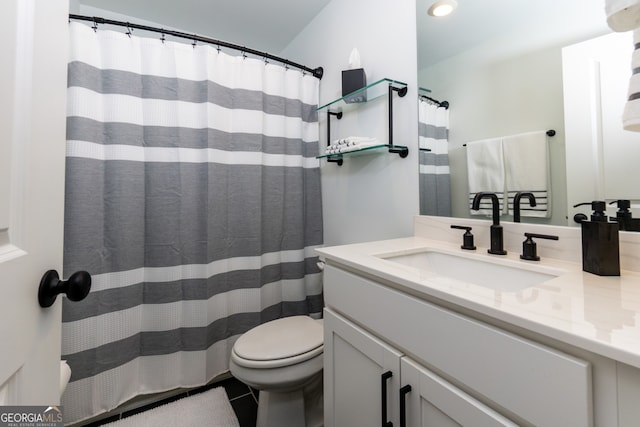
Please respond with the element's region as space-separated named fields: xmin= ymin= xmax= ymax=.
xmin=416 ymin=0 xmax=614 ymax=226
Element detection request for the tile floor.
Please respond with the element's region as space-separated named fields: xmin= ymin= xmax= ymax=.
xmin=221 ymin=377 xmax=259 ymax=427
xmin=82 ymin=376 xmax=258 ymax=427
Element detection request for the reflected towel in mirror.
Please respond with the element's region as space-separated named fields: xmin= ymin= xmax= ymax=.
xmin=503 ymin=131 xmax=551 ymax=218
xmin=624 ymin=29 xmax=640 ymax=131
xmin=466 ymin=138 xmax=505 ymax=216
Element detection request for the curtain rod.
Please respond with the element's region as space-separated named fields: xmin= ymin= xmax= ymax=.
xmin=69 ymin=14 xmax=324 ymax=79
xmin=419 ymin=94 xmax=449 ymax=109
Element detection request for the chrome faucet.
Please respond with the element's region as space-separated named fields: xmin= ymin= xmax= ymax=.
xmin=513 ymin=192 xmax=537 ymax=223
xmin=471 ymin=192 xmax=507 ymax=255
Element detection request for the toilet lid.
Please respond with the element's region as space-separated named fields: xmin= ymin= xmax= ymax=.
xmin=233 ymin=316 xmax=323 ymax=362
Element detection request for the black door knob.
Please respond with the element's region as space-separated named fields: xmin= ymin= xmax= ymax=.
xmin=38 ymin=270 xmax=91 ymax=308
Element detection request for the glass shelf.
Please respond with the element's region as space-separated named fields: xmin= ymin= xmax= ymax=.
xmin=316 ymin=144 xmax=409 ymax=165
xmin=317 ymin=78 xmax=408 ymax=111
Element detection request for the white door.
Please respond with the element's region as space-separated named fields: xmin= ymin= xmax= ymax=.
xmin=0 ymin=0 xmax=69 ymax=405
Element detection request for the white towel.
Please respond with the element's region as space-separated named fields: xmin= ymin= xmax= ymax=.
xmin=606 ymin=0 xmax=640 ymax=31
xmin=624 ymin=30 xmax=640 ymax=131
xmin=466 ymin=138 xmax=505 ymax=216
xmin=502 ymin=131 xmax=551 ymax=218
xmin=325 ymin=136 xmax=378 ymax=154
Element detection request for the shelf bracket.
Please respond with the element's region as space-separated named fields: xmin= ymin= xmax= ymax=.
xmin=327 ymin=110 xmax=344 ymax=165
xmin=389 ymin=145 xmax=409 ymax=158
xmin=327 ymin=110 xmax=343 ymax=147
xmin=388 ymin=84 xmax=409 ymax=157
xmin=327 ymin=156 xmax=343 ymax=166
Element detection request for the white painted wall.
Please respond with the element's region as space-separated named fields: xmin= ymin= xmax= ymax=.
xmin=282 ymin=0 xmax=419 ymax=246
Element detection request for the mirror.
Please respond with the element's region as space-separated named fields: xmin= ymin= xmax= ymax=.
xmin=416 ymin=0 xmax=611 ymax=225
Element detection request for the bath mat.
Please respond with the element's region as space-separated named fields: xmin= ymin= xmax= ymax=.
xmin=101 ymin=387 xmax=240 ymax=427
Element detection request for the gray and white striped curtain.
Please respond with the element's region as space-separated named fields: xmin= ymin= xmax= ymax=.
xmin=61 ymin=22 xmax=323 ymax=423
xmin=418 ymin=99 xmax=451 ymax=216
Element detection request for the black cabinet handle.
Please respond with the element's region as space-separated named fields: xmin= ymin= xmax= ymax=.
xmin=381 ymin=370 xmax=393 ymax=427
xmin=399 ymin=384 xmax=412 ymax=427
xmin=38 ymin=270 xmax=91 ymax=308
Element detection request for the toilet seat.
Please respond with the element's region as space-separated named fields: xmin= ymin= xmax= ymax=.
xmin=232 ymin=316 xmax=323 ymax=369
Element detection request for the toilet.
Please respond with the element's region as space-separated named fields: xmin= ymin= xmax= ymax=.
xmin=229 ymin=315 xmax=324 ymax=427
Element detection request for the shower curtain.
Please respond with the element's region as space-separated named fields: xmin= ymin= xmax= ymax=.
xmin=62 ymin=22 xmax=323 ymax=423
xmin=418 ymin=98 xmax=451 ymax=216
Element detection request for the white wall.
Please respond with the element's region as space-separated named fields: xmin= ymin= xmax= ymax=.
xmin=282 ymin=0 xmax=419 ymax=246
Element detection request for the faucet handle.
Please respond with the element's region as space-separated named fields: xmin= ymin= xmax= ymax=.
xmin=451 ymin=225 xmax=476 ymax=250
xmin=520 ymin=232 xmax=559 ymax=261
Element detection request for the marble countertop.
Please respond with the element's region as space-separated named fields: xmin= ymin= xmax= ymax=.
xmin=317 ymin=216 xmax=640 ymax=370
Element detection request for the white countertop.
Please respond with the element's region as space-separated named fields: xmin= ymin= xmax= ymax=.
xmin=317 ymin=216 xmax=640 ymax=370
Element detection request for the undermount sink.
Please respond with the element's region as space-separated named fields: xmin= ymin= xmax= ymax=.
xmin=377 ymin=250 xmax=560 ymax=292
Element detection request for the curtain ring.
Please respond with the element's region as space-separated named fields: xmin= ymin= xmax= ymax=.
xmin=125 ymin=23 xmax=133 ymax=38
xmin=160 ymin=32 xmax=166 ymax=44
xmin=91 ymin=19 xmax=98 ymax=32
xmin=192 ymin=39 xmax=197 ymax=48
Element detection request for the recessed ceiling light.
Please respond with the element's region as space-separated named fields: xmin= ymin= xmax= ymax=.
xmin=427 ymin=0 xmax=458 ymax=17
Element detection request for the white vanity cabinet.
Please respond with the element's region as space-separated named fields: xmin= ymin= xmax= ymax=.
xmin=325 ymin=308 xmax=518 ymax=427
xmin=323 ymin=263 xmax=593 ymax=427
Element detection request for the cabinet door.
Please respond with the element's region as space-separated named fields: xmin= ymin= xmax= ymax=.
xmin=401 ymin=357 xmax=519 ymax=427
xmin=324 ymin=308 xmax=403 ymax=427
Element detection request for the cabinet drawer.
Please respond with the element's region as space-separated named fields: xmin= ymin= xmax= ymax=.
xmin=324 ymin=264 xmax=592 ymax=427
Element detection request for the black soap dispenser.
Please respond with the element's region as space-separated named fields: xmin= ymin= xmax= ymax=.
xmin=610 ymin=200 xmax=640 ymax=231
xmin=573 ymin=201 xmax=620 ymax=276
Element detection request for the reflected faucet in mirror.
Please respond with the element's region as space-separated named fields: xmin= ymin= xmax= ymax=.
xmin=471 ymin=192 xmax=507 ymax=255
xmin=513 ymin=192 xmax=537 ymax=223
